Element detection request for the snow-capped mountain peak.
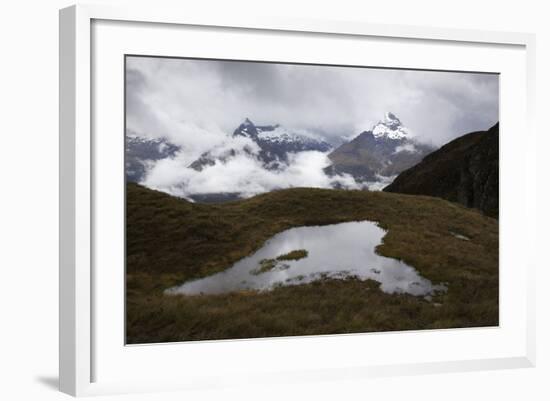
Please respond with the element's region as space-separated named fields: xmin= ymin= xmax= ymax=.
xmin=234 ymin=118 xmax=259 ymax=138
xmin=256 ymin=125 xmax=329 ymax=148
xmin=233 ymin=119 xmax=331 ymax=151
xmin=372 ymin=112 xmax=409 ymax=140
xmin=384 ymin=112 xmax=401 ymax=128
xmin=190 ymin=119 xmax=333 ymax=172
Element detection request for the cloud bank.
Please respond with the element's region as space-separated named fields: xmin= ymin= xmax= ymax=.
xmin=126 ymin=56 xmax=499 ymax=198
xmin=142 ymin=137 xmax=360 ymax=198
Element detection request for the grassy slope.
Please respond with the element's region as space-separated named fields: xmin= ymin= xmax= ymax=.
xmin=127 ymin=183 xmax=498 ymax=344
xmin=384 ymin=124 xmax=499 ymax=218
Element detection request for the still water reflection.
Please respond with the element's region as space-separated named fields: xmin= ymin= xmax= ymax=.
xmin=165 ymin=221 xmax=447 ymax=298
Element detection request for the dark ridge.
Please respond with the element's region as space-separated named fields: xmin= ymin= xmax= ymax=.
xmin=384 ymin=123 xmax=499 ymax=218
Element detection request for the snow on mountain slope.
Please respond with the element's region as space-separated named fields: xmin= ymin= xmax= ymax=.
xmin=191 ymin=118 xmax=333 ymax=171
xmin=125 ymin=131 xmax=181 ymax=182
xmin=127 ymin=113 xmax=435 ymax=202
xmin=372 ymin=112 xmax=411 ymax=140
xmin=327 ymin=112 xmax=434 ymax=184
xmin=256 ymin=124 xmax=331 ymax=149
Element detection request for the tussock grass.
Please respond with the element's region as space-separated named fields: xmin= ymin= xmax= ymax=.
xmin=276 ymin=249 xmax=308 ymax=261
xmin=251 ymin=249 xmax=308 ymax=275
xmin=252 ymin=259 xmax=278 ymax=275
xmin=126 ymin=183 xmax=498 ymax=344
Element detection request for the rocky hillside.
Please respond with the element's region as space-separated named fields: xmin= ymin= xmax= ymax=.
xmin=384 ymin=123 xmax=499 ymax=218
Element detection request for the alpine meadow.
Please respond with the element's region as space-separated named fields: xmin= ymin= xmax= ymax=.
xmin=125 ymin=56 xmax=499 ymax=344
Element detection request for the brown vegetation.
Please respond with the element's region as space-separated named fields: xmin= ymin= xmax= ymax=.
xmin=126 ymin=183 xmax=498 ymax=344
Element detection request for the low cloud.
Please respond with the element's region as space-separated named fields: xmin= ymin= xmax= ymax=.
xmin=394 ymin=143 xmax=417 ymax=154
xmin=142 ymin=140 xmax=360 ymax=199
xmin=128 ymin=56 xmax=499 ymax=197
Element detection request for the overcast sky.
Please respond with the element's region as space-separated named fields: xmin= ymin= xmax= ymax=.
xmin=126 ymin=56 xmax=499 ymax=198
xmin=126 ymin=55 xmax=499 ymax=150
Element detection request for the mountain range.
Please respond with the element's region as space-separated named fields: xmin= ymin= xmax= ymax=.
xmin=125 ymin=114 xmax=499 ymax=217
xmin=190 ymin=118 xmax=332 ymax=171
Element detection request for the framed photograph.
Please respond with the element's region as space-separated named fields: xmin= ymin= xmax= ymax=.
xmin=59 ymin=4 xmax=536 ymax=396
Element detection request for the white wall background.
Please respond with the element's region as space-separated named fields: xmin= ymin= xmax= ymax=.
xmin=0 ymin=0 xmax=547 ymax=400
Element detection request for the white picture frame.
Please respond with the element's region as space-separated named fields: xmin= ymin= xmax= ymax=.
xmin=59 ymin=3 xmax=536 ymax=397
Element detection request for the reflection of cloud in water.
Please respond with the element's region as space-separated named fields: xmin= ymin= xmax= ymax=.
xmin=166 ymin=221 xmax=447 ymax=298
